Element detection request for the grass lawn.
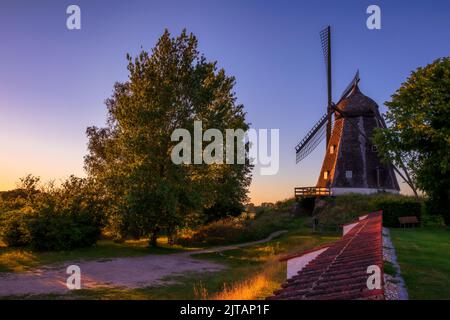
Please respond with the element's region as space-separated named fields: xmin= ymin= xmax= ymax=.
xmin=0 ymin=237 xmax=189 ymax=273
xmin=390 ymin=227 xmax=450 ymax=300
xmin=2 ymin=217 xmax=339 ymax=300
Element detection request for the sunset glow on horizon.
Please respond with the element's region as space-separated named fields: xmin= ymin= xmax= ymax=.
xmin=1 ymin=0 xmax=448 ymax=205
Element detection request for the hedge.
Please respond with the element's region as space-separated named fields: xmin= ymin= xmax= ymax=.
xmin=1 ymin=209 xmax=102 ymax=251
xmin=313 ymin=193 xmax=424 ymax=228
xmin=376 ymin=199 xmax=422 ymax=227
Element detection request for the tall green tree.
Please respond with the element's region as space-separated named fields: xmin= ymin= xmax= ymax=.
xmin=374 ymin=57 xmax=450 ymax=224
xmin=85 ymin=30 xmax=252 ymax=245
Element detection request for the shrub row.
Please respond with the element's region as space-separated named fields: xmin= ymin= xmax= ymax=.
xmin=313 ymin=193 xmax=425 ymax=228
xmin=377 ymin=199 xmax=422 ymax=227
xmin=177 ymin=211 xmax=298 ymax=247
xmin=0 ymin=176 xmax=105 ymax=251
xmin=1 ymin=209 xmax=102 ymax=251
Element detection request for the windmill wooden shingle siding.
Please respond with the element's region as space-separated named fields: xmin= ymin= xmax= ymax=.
xmin=294 ymin=26 xmax=400 ymax=197
xmin=316 ymin=85 xmax=400 ymax=194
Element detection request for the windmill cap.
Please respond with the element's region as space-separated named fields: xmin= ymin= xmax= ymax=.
xmin=336 ymin=84 xmax=379 ymax=117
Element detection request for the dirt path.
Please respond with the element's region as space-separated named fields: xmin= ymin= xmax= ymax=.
xmin=0 ymin=230 xmax=287 ymax=297
xmin=191 ymin=230 xmax=288 ymax=254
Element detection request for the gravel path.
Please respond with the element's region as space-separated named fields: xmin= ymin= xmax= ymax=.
xmin=382 ymin=227 xmax=409 ymax=300
xmin=0 ymin=230 xmax=288 ymax=297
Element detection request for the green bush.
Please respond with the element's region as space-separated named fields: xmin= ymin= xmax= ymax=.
xmin=177 ymin=218 xmax=244 ymax=246
xmin=1 ymin=205 xmax=102 ymax=251
xmin=0 ymin=209 xmax=32 ymax=247
xmin=203 ymin=202 xmax=245 ymax=223
xmin=377 ymin=198 xmax=422 ymax=227
xmin=0 ymin=175 xmax=105 ymax=251
xmin=27 ymin=211 xmax=101 ymax=251
xmin=177 ymin=211 xmax=299 ymax=247
xmin=421 ymin=214 xmax=445 ymax=227
xmin=274 ymin=198 xmax=296 ymax=212
xmin=425 ymin=198 xmax=449 ymax=226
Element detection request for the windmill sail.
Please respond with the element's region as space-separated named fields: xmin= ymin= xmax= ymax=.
xmin=320 ymin=26 xmax=333 ymax=148
xmin=319 ymin=27 xmax=330 ymax=71
xmin=295 ymin=26 xmax=334 ymax=164
xmin=338 ymin=70 xmax=360 ymax=102
xmin=295 ymin=113 xmax=330 ymax=163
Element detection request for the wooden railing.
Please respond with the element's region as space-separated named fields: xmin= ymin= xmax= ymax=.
xmin=295 ymin=187 xmax=330 ymax=198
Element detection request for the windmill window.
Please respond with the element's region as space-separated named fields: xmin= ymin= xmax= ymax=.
xmin=345 ymin=170 xmax=353 ymax=179
xmin=323 ymin=171 xmax=329 ymax=180
xmin=329 ymin=145 xmax=336 ymax=154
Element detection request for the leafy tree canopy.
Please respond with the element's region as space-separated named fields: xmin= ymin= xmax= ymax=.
xmin=85 ymin=30 xmax=252 ymax=244
xmin=374 ymin=57 xmax=450 ymax=223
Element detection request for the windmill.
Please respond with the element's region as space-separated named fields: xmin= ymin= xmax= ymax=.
xmin=294 ymin=26 xmax=401 ymax=198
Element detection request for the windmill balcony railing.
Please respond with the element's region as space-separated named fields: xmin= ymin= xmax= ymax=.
xmin=295 ymin=187 xmax=331 ymax=198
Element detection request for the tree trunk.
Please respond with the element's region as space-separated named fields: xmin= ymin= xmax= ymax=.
xmin=398 ymin=162 xmax=419 ymax=198
xmin=167 ymin=232 xmax=174 ymax=246
xmin=150 ymin=231 xmax=158 ymax=247
xmin=393 ymin=164 xmax=419 ymax=198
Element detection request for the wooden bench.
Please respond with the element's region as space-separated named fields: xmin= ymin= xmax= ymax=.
xmin=398 ymin=216 xmax=420 ymax=228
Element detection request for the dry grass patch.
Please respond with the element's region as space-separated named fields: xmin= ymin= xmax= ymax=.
xmin=0 ymin=249 xmax=38 ymax=272
xmin=212 ymin=262 xmax=283 ymax=300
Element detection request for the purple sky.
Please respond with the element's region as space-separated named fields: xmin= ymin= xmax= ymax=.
xmin=1 ymin=0 xmax=449 ymax=203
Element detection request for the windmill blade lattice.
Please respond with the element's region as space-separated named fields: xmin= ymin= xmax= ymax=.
xmin=320 ymin=27 xmax=330 ymax=71
xmin=295 ymin=113 xmax=332 ymax=163
xmin=338 ymin=70 xmax=360 ymax=101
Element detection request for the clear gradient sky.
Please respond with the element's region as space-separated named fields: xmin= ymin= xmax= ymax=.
xmin=0 ymin=0 xmax=449 ymax=204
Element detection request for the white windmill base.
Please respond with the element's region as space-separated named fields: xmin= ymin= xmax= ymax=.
xmin=331 ymin=187 xmax=400 ymax=196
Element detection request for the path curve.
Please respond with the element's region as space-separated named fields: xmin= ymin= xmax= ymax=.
xmin=0 ymin=230 xmax=288 ymax=297
xmin=188 ymin=230 xmax=288 ymax=255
